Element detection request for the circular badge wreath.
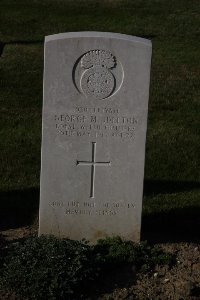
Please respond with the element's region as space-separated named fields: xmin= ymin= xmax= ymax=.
xmin=73 ymin=49 xmax=124 ymax=100
xmin=80 ymin=50 xmax=116 ymax=100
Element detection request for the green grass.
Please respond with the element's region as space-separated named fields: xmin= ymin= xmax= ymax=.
xmin=0 ymin=0 xmax=199 ymax=42
xmin=0 ymin=45 xmax=43 ymax=189
xmin=0 ymin=0 xmax=200 ymax=239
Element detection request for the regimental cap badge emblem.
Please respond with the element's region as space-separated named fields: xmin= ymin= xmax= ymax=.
xmin=73 ymin=49 xmax=124 ymax=100
xmin=80 ymin=50 xmax=116 ymax=100
xmin=81 ymin=50 xmax=116 ymax=69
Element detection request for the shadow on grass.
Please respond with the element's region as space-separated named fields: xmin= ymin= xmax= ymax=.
xmin=0 ymin=40 xmax=43 ymax=57
xmin=142 ymin=180 xmax=200 ymax=243
xmin=141 ymin=206 xmax=200 ymax=243
xmin=144 ymin=179 xmax=200 ymax=196
xmin=0 ymin=41 xmax=5 ymax=56
xmin=0 ymin=181 xmax=200 ymax=243
xmin=0 ymin=188 xmax=39 ymax=230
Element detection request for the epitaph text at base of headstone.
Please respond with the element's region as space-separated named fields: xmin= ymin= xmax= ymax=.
xmin=39 ymin=32 xmax=152 ymax=243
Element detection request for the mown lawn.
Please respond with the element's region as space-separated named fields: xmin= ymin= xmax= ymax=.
xmin=0 ymin=0 xmax=200 ymax=242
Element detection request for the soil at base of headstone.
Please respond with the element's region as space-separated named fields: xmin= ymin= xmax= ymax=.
xmin=91 ymin=243 xmax=200 ymax=300
xmin=0 ymin=226 xmax=200 ymax=300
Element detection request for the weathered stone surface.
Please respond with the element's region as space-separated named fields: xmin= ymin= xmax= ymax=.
xmin=39 ymin=32 xmax=152 ymax=243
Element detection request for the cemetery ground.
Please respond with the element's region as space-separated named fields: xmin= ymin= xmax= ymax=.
xmin=0 ymin=0 xmax=200 ymax=299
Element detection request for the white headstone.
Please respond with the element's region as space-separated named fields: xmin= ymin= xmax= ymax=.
xmin=39 ymin=32 xmax=152 ymax=243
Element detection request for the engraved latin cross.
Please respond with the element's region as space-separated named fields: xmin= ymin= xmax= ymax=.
xmin=77 ymin=142 xmax=111 ymax=198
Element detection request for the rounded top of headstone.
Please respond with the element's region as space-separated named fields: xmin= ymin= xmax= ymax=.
xmin=45 ymin=31 xmax=152 ymax=47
